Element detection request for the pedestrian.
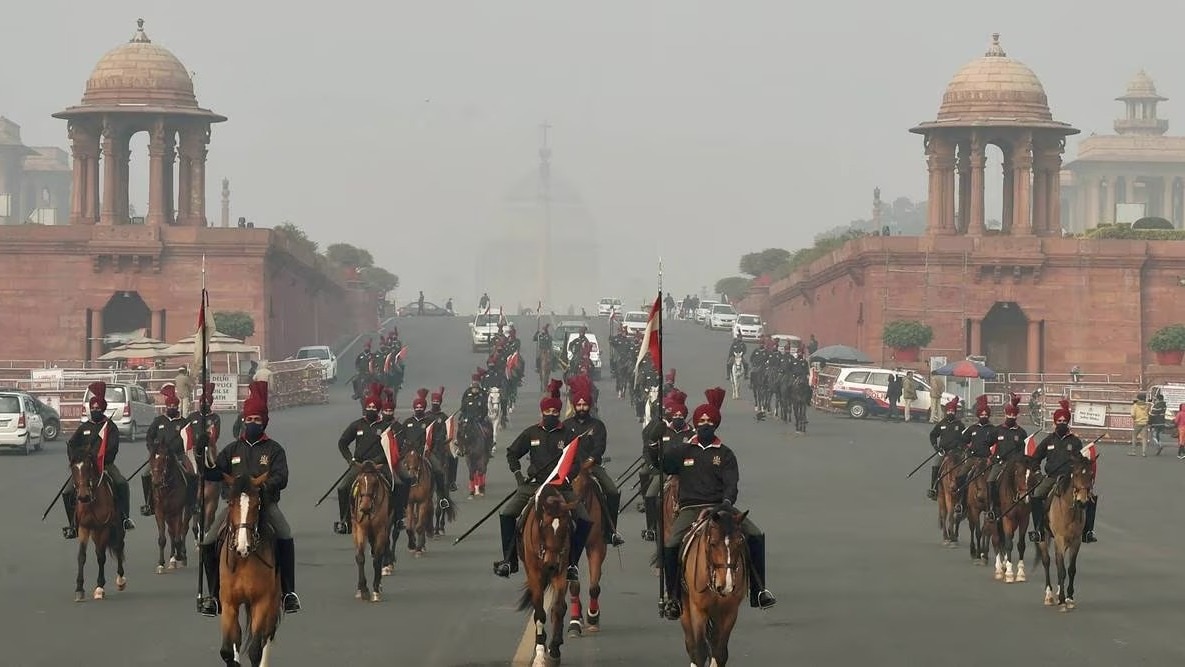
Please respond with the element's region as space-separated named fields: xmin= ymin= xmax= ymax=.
xmin=173 ymin=366 xmax=193 ymax=416
xmin=929 ymin=374 xmax=946 ymax=423
xmin=417 ymin=290 xmax=425 ymax=316
xmin=1175 ymin=404 xmax=1185 ymax=459
xmin=885 ymin=374 xmax=901 ymax=420
xmin=1149 ymin=390 xmax=1167 ymax=455
xmin=902 ymin=371 xmax=918 ymax=422
xmin=1130 ymin=392 xmax=1149 ymax=456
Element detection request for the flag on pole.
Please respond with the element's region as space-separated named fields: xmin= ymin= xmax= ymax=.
xmin=633 ymin=294 xmax=662 ymax=375
xmin=95 ymin=421 xmax=111 ymax=476
xmin=534 ymin=432 xmax=586 ymax=499
xmin=180 ymin=421 xmax=197 ymax=471
xmin=380 ymin=425 xmax=401 ymax=479
xmin=193 ymin=291 xmax=212 ymax=377
xmin=1023 ymin=432 xmax=1040 ymax=458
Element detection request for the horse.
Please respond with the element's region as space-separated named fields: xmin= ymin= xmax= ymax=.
xmin=678 ymin=504 xmax=749 ymax=667
xmin=961 ymin=457 xmax=991 ymax=565
xmin=649 ymin=475 xmax=682 ymax=576
xmin=1036 ymin=457 xmax=1093 ymax=610
xmin=457 ymin=418 xmax=491 ymax=498
xmin=936 ymin=451 xmax=965 ymax=546
xmin=487 ymin=388 xmax=504 ymax=444
xmin=350 ymin=461 xmax=391 ymax=603
xmin=515 ymin=484 xmax=580 ymax=667
xmin=729 ymin=352 xmax=745 ymax=400
xmin=217 ymin=472 xmax=280 ymax=667
xmin=538 ymin=346 xmax=553 ymax=393
xmin=641 ymin=385 xmax=659 ymax=426
xmin=400 ymin=448 xmax=434 ymax=557
xmin=69 ymin=454 xmax=127 ymax=602
xmin=988 ymin=458 xmax=1030 ymax=583
xmin=789 ymin=373 xmax=812 ymax=433
xmin=566 ymin=460 xmax=608 ymax=637
xmin=148 ymin=440 xmax=193 ymax=574
xmin=749 ymin=363 xmax=766 ymax=415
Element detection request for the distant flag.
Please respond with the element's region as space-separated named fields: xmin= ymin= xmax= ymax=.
xmin=632 ymin=294 xmax=662 ymax=375
xmin=498 ymin=307 xmax=507 ymax=327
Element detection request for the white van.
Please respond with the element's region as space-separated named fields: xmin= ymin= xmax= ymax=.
xmin=829 ymin=367 xmax=958 ymax=420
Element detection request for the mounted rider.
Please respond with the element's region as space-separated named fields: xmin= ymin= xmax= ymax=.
xmin=986 ymin=392 xmax=1027 ymax=519
xmin=787 ymin=346 xmax=810 ymax=380
xmin=461 ymin=369 xmax=492 ymax=441
xmin=429 ymin=387 xmax=460 ymax=492
xmin=927 ymin=396 xmax=965 ymax=501
xmin=1027 ymin=399 xmax=1100 ymax=544
xmin=493 ymin=380 xmax=593 ymax=580
xmin=640 ymin=389 xmax=691 ymax=541
xmin=726 ymin=334 xmax=748 ymax=379
xmin=749 ymin=336 xmax=771 ymax=370
xmin=334 ymin=383 xmax=391 ymax=534
xmin=402 ymin=388 xmax=453 ymax=511
xmin=139 ymin=384 xmax=199 ymax=516
xmin=378 ymin=388 xmax=408 ymax=530
xmin=532 ymin=323 xmax=553 ymax=373
xmin=657 ymin=387 xmax=776 ymax=620
xmin=567 ymin=326 xmax=591 ymax=365
xmin=198 ymin=380 xmax=302 ymax=616
xmin=62 ymin=381 xmax=136 ymax=538
xmin=960 ymin=394 xmax=997 ymax=490
xmin=563 ymin=374 xmax=625 ymax=547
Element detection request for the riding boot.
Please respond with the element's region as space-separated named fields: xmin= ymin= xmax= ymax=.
xmin=493 ymin=515 xmax=519 ymax=577
xmin=447 ymin=456 xmax=459 ymax=491
xmin=1083 ymin=495 xmax=1099 ymax=543
xmin=434 ymin=471 xmax=452 ymax=510
xmin=198 ymin=543 xmax=220 ymax=617
xmin=661 ymin=546 xmax=682 ymax=620
xmin=953 ymin=475 xmax=966 ymax=515
xmin=139 ymin=473 xmax=154 ymax=516
xmin=277 ymin=538 xmax=301 ymax=613
xmin=61 ymin=493 xmax=78 ymax=539
xmin=186 ymin=475 xmax=198 ymax=510
xmin=115 ymin=481 xmax=135 ymax=530
xmin=335 ymin=487 xmax=352 ymax=534
xmin=568 ymin=517 xmax=592 ymax=581
xmin=642 ymin=496 xmax=658 ymax=541
xmin=926 ymin=464 xmax=939 ymax=501
xmin=987 ymin=480 xmax=1000 ymax=519
xmin=1027 ymin=497 xmax=1045 ymax=542
xmin=391 ymin=484 xmax=408 ymax=530
xmin=747 ymin=535 xmax=776 ymax=609
xmin=604 ymin=494 xmax=625 ymax=546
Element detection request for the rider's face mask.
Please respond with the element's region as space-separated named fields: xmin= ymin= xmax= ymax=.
xmin=541 ymin=409 xmax=560 ymax=429
xmin=381 ymin=409 xmax=394 ymax=420
xmin=696 ymin=423 xmax=717 ymax=443
xmin=364 ymin=408 xmax=379 ymax=422
xmin=1055 ymin=420 xmax=1069 ymax=435
xmin=1004 ymin=417 xmax=1016 ymax=427
xmin=242 ymin=416 xmax=265 ymax=441
xmin=670 ymin=415 xmax=686 ymax=430
xmin=431 ymin=403 xmax=441 ymax=413
xmin=978 ymin=415 xmax=989 ymax=425
xmin=90 ymin=409 xmax=106 ymax=422
xmin=166 ymin=407 xmax=180 ymax=418
xmin=414 ymin=408 xmax=425 ymax=418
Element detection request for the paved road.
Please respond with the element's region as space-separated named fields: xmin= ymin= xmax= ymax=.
xmin=2 ymin=314 xmax=1184 ymax=666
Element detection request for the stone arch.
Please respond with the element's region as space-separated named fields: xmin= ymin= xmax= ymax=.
xmin=101 ymin=291 xmax=151 ymax=350
xmin=981 ymin=301 xmax=1028 ymax=373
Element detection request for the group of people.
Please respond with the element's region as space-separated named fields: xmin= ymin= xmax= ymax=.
xmin=1128 ymin=390 xmax=1185 ymax=458
xmin=352 ymin=329 xmax=406 ymax=400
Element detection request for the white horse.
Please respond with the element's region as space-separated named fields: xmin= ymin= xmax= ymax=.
xmin=730 ymin=351 xmax=745 ymax=400
xmin=642 ymin=385 xmax=659 ymax=424
xmin=487 ymin=387 xmax=501 ymax=449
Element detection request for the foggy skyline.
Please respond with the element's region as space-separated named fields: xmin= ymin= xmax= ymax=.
xmin=3 ymin=1 xmax=1183 ymax=309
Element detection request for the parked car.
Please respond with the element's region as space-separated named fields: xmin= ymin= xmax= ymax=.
xmin=397 ymin=300 xmax=453 ymax=317
xmin=293 ymin=345 xmax=338 ymax=382
xmin=694 ymin=300 xmax=719 ymax=324
xmin=470 ymin=312 xmax=502 ymax=351
xmin=829 ymin=367 xmax=957 ymax=420
xmin=0 ymin=389 xmax=62 ymax=441
xmin=82 ymin=382 xmax=156 ymax=440
xmin=707 ymin=303 xmax=738 ymax=331
xmin=597 ymin=298 xmax=623 ymax=316
xmin=0 ymin=391 xmax=44 ymax=454
xmin=732 ymin=314 xmax=765 ymax=341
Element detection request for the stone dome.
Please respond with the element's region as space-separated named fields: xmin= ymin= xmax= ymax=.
xmin=1118 ymin=69 xmax=1166 ymax=101
xmin=80 ymin=19 xmax=197 ymax=108
xmin=935 ymin=33 xmax=1052 ymax=123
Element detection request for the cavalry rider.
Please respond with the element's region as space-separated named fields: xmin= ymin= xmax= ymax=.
xmin=62 ymin=381 xmax=136 ymax=538
xmin=662 ymin=369 xmax=678 ymax=397
xmin=532 ymin=323 xmax=553 ymax=373
xmin=568 ymin=326 xmax=591 ymax=365
xmin=378 ymin=388 xmax=408 ymax=530
xmin=927 ymin=397 xmax=966 ymax=501
xmin=960 ymin=394 xmax=997 ymax=494
xmin=987 ymin=393 xmax=1027 ymax=519
xmin=640 ymin=389 xmax=691 ymax=541
xmin=726 ymin=333 xmax=748 ymax=379
xmin=505 ymin=325 xmax=522 ymax=357
xmin=461 ymin=369 xmax=492 ymax=438
xmin=187 ymin=382 xmax=221 ymax=456
xmin=750 ymin=335 xmax=771 ymax=370
xmin=787 ymin=346 xmax=810 ymax=380
xmin=492 ymin=323 xmax=509 ymax=350
xmin=563 ymin=374 xmax=626 ymax=547
xmin=140 ymin=384 xmax=199 ymax=516
xmin=197 ymin=380 xmax=302 ymax=616
xmin=1027 ymin=400 xmax=1100 ymax=544
xmin=402 ymin=388 xmax=453 ymax=511
xmin=656 ymin=387 xmax=776 ymax=619
xmin=353 ymin=339 xmax=375 ymax=399
xmin=334 ymin=383 xmax=390 ymax=534
xmin=427 ymin=387 xmax=458 ymax=492
xmin=493 ymin=380 xmax=593 ymax=580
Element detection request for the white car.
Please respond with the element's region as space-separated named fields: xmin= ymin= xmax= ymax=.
xmin=0 ymin=391 xmax=44 ymax=454
xmin=694 ymin=301 xmax=719 ymax=324
xmin=294 ymin=345 xmax=337 ymax=382
xmin=597 ymin=298 xmax=623 ymax=317
xmin=621 ymin=310 xmax=649 ymax=335
xmin=732 ymin=314 xmax=764 ymax=341
xmin=707 ymin=303 xmax=737 ymax=331
xmin=470 ymin=313 xmax=501 ymax=351
xmin=564 ymin=332 xmax=603 ymax=379
xmin=828 ymin=367 xmax=958 ymax=420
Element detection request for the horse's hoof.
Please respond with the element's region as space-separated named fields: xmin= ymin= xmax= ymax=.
xmin=355 ymin=590 xmax=364 ymax=600
xmin=1058 ymin=604 xmax=1069 ymax=613
xmin=1017 ymin=572 xmax=1027 ymax=583
xmin=116 ymin=576 xmax=127 ymax=591
xmin=1065 ymin=598 xmax=1076 ymax=609
xmin=414 ymin=551 xmax=423 ymax=558
xmin=74 ymin=591 xmax=85 ymax=603
xmin=156 ymin=565 xmax=165 ymax=575
xmin=994 ymin=571 xmax=1004 ymax=580
xmin=168 ymin=557 xmax=178 ymax=570
xmin=93 ymin=587 xmax=105 ymax=600
xmin=371 ymin=591 xmax=381 ymax=603
xmin=381 ymin=565 xmax=394 ymax=576
xmin=586 ymin=622 xmax=600 ymax=634
xmin=1004 ymin=574 xmax=1014 ymax=583
xmin=567 ymin=620 xmax=582 ymax=637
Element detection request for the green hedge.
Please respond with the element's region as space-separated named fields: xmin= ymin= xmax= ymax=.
xmin=1085 ymin=224 xmax=1185 ymax=241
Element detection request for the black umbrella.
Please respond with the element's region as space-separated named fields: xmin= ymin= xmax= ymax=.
xmin=809 ymin=344 xmax=872 ymax=364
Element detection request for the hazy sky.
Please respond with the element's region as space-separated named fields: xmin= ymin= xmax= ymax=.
xmin=4 ymin=1 xmax=1182 ymax=308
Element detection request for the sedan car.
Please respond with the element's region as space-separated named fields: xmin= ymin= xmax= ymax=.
xmin=732 ymin=314 xmax=765 ymax=341
xmin=397 ymin=301 xmax=453 ymax=316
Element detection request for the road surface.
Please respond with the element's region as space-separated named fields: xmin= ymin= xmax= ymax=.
xmin=1 ymin=314 xmax=1183 ymax=665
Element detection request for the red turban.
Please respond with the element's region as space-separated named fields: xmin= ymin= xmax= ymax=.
xmin=362 ymin=382 xmax=384 ymax=410
xmin=412 ymin=388 xmax=429 ymax=410
xmin=161 ymin=384 xmax=180 ymax=408
xmin=540 ymin=379 xmax=563 ymax=413
xmin=88 ymin=381 xmax=107 ymax=410
xmin=242 ymin=381 xmax=269 ymax=423
xmin=692 ymin=387 xmax=726 ymax=426
xmin=1053 ymin=399 xmax=1071 ymax=423
xmin=1003 ymin=393 xmax=1020 ymax=417
xmin=974 ymin=395 xmax=990 ymax=418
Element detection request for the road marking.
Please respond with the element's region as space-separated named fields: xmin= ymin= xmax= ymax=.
xmin=511 ymin=614 xmax=535 ymax=665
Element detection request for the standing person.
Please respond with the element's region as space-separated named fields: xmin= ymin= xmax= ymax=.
xmin=1149 ymin=390 xmax=1167 ymax=455
xmin=901 ymin=371 xmax=918 ymax=422
xmin=174 ymin=367 xmax=194 ymax=416
xmin=1175 ymin=404 xmax=1185 ymax=459
xmin=1130 ymin=392 xmax=1149 ymax=457
xmin=417 ymin=291 xmax=425 ymax=316
xmin=929 ymin=374 xmax=946 ymax=423
xmin=885 ymin=374 xmax=902 ymax=421
xmin=806 ymin=334 xmax=819 ymax=356
xmin=479 ymin=292 xmax=490 ymax=312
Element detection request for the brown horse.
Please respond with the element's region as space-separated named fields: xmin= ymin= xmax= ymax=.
xmin=69 ymin=455 xmax=127 ymax=602
xmin=351 ymin=461 xmax=391 ymax=603
xmin=515 ymin=484 xmax=579 ymax=667
xmin=678 ymin=504 xmax=749 ymax=667
xmin=149 ymin=441 xmax=193 ymax=574
xmin=400 ymin=448 xmax=433 ymax=556
xmin=566 ymin=459 xmax=608 ymax=637
xmin=457 ymin=418 xmax=490 ymax=498
xmin=650 ymin=475 xmax=682 ymax=576
xmin=538 ymin=347 xmax=552 ymax=393
xmin=962 ymin=457 xmax=991 ymax=565
xmin=936 ymin=451 xmax=964 ymax=547
xmin=217 ymin=472 xmax=280 ymax=667
xmin=1037 ymin=458 xmax=1093 ymax=610
xmin=988 ymin=459 xmax=1030 ymax=583
xmin=190 ymin=419 xmax=223 ymax=543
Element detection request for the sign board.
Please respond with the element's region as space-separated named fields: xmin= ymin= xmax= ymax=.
xmin=984 ymin=393 xmax=1005 ymax=406
xmin=200 ymin=374 xmax=239 ymax=411
xmin=1072 ymin=402 xmax=1108 ymax=427
xmin=929 ymin=357 xmax=948 ymax=372
xmin=30 ymin=368 xmax=64 ymax=390
xmin=41 ymin=395 xmax=61 ymax=414
xmin=1115 ymin=202 xmax=1145 ymax=225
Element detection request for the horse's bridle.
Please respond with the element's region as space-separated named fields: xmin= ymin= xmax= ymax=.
xmin=150 ymin=450 xmax=183 ymax=489
xmin=701 ymin=516 xmax=746 ymax=597
xmin=535 ymin=503 xmax=572 ymax=563
xmin=353 ymin=470 xmax=385 ymax=516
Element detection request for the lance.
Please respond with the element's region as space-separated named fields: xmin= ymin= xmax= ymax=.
xmin=906 ymin=449 xmax=940 ymax=478
xmin=40 ymin=476 xmax=71 ymax=521
xmin=999 ymin=431 xmax=1107 ymax=519
xmin=453 ymin=485 xmax=516 ymax=546
xmin=620 ymin=483 xmax=646 ymax=516
xmin=196 ymin=257 xmax=211 ymax=608
xmin=315 ymin=467 xmax=353 ymax=508
xmin=614 ymin=453 xmax=646 ymax=485
xmin=654 ymin=260 xmax=667 ymax=616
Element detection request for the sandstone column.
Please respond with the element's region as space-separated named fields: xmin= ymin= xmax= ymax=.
xmin=1032 ymin=168 xmax=1048 ymax=235
xmin=99 ymin=122 xmax=119 ymax=225
xmin=1162 ymin=176 xmax=1173 ymax=220
xmin=957 ymin=143 xmax=971 ymax=234
xmin=1043 ymin=146 xmax=1064 ymax=235
xmin=147 ymin=121 xmax=168 ymax=226
xmin=85 ymin=153 xmax=100 ymax=223
xmin=116 ymin=135 xmax=130 ymax=223
xmin=163 ymin=132 xmax=175 ymax=224
xmin=969 ymin=319 xmax=982 ymax=356
xmin=1001 ymin=156 xmax=1014 ymax=233
xmin=1011 ymin=135 xmax=1033 ymax=235
xmin=938 ymin=139 xmax=957 ymax=234
xmin=1026 ymin=319 xmax=1041 ymax=374
xmin=67 ymin=122 xmax=99 ymax=225
xmin=968 ymin=137 xmax=986 ymax=235
xmin=89 ymin=309 xmax=103 ymax=363
xmin=1102 ymin=178 xmax=1114 ymax=224
xmin=177 ymin=126 xmax=210 ymax=226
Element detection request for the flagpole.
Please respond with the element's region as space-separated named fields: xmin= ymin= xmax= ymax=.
xmin=196 ymin=255 xmax=209 ymax=609
xmin=655 ymin=257 xmax=665 ymax=616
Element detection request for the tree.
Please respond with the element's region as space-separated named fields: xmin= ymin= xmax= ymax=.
xmin=213 ymin=311 xmax=255 ymax=340
xmin=273 ymin=222 xmax=318 ymax=254
xmin=359 ymin=266 xmax=399 ymax=296
xmin=715 ymin=276 xmax=753 ymax=303
xmin=739 ymin=248 xmax=792 ymax=277
xmin=325 ymin=243 xmax=374 ymax=268
xmin=1133 ymin=217 xmax=1175 ymax=230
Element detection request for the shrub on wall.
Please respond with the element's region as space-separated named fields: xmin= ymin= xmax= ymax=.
xmin=882 ymin=320 xmax=933 ymax=348
xmin=1148 ymin=324 xmax=1185 ymax=352
xmin=1086 ymin=224 xmax=1185 ymax=241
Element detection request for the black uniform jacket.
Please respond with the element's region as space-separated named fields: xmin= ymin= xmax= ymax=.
xmin=1034 ymin=431 xmax=1084 ymax=475
xmin=460 ymin=387 xmax=487 ymax=420
xmin=401 ymin=415 xmax=433 ymax=455
xmin=660 ymin=435 xmax=739 ymax=507
xmin=563 ymin=414 xmax=607 ymax=464
xmin=338 ymin=417 xmax=386 ymax=464
xmin=930 ymin=418 xmax=968 ymax=452
xmin=506 ymin=422 xmax=575 ymax=481
xmin=185 ymin=410 xmax=222 ymax=449
xmin=643 ymin=419 xmax=691 ymax=469
xmin=964 ymin=421 xmax=997 ymax=458
xmin=994 ymin=424 xmax=1028 ymax=460
xmin=202 ymin=436 xmax=289 ymax=504
xmin=67 ymin=417 xmax=120 ymax=466
xmin=146 ymin=414 xmax=189 ymax=457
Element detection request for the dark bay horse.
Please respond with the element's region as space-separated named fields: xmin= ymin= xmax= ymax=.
xmin=936 ymin=452 xmax=964 ymax=547
xmin=516 ymin=484 xmax=579 ymax=666
xmin=457 ymin=418 xmax=490 ymax=498
xmin=1037 ymin=458 xmax=1092 ymax=610
xmin=678 ymin=504 xmax=749 ymax=667
xmin=69 ymin=455 xmax=127 ymax=602
xmin=351 ymin=461 xmax=391 ymax=603
xmin=988 ymin=459 xmax=1029 ymax=583
xmin=217 ymin=473 xmax=280 ymax=667
xmin=567 ymin=460 xmax=608 ymax=637
xmin=962 ymin=457 xmax=991 ymax=565
xmin=789 ymin=374 xmax=811 ymax=433
xmin=149 ymin=441 xmax=193 ymax=574
xmin=400 ymin=449 xmax=434 ymax=556
xmin=650 ymin=475 xmax=682 ymax=576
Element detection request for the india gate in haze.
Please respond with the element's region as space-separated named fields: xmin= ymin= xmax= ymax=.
xmin=739 ymin=34 xmax=1185 ymax=380
xmin=0 ymin=21 xmax=377 ymax=362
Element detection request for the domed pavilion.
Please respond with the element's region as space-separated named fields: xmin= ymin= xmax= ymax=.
xmin=53 ymin=19 xmax=226 ymax=227
xmin=910 ymin=33 xmax=1078 ymax=236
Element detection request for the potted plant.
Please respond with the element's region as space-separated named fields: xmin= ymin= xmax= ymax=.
xmin=882 ymin=320 xmax=933 ymax=362
xmin=1148 ymin=324 xmax=1185 ymax=365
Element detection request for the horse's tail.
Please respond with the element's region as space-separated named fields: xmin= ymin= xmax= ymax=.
xmin=515 ymin=583 xmax=533 ymax=612
xmin=649 ymin=549 xmax=660 ymax=568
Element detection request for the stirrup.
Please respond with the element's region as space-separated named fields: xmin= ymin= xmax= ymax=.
xmin=123 ymin=517 xmax=136 ymax=530
xmin=197 ymin=596 xmax=220 ymax=617
xmin=493 ymin=561 xmax=515 ymax=578
xmin=62 ymin=526 xmax=77 ymax=540
xmin=641 ymin=529 xmax=656 ymax=542
xmin=662 ymin=598 xmax=682 ymax=620
xmin=282 ymin=592 xmax=302 ymax=613
xmin=438 ymin=498 xmax=451 ymax=510
xmin=139 ymin=504 xmax=153 ymax=517
xmin=756 ymin=589 xmax=777 ymax=609
xmin=566 ymin=565 xmax=580 ymax=582
xmin=609 ymin=532 xmax=625 ymax=547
